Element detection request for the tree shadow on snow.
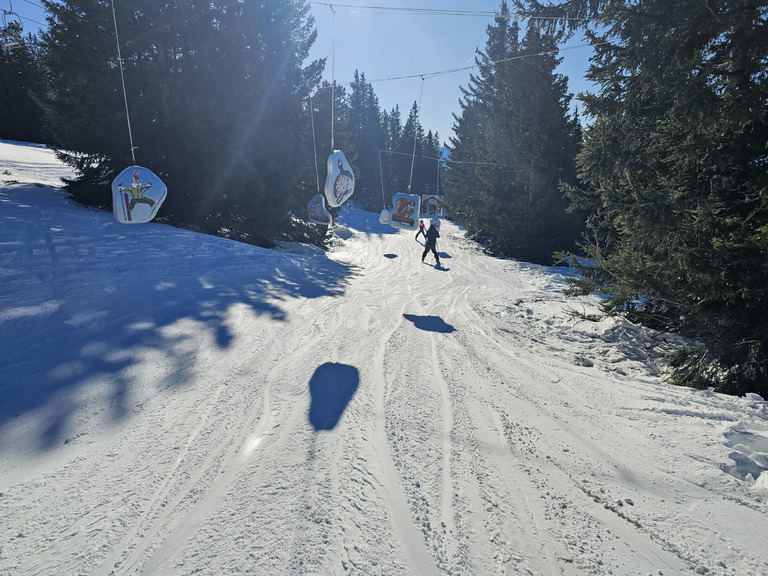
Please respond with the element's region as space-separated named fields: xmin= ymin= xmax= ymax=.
xmin=0 ymin=188 xmax=360 ymax=450
xmin=308 ymin=363 xmax=359 ymax=431
xmin=403 ymin=314 xmax=456 ymax=334
xmin=334 ymin=207 xmax=398 ymax=236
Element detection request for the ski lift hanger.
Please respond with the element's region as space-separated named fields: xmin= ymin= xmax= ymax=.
xmin=108 ymin=0 xmax=168 ymax=224
xmin=1 ymin=0 xmax=23 ymax=50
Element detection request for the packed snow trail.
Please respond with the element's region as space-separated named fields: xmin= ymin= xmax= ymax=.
xmin=1 ymin=140 xmax=768 ymax=575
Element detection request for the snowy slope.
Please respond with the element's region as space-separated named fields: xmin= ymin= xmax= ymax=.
xmin=1 ymin=139 xmax=767 ymax=576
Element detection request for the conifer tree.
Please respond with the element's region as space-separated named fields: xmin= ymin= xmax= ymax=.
xmin=517 ymin=0 xmax=768 ymax=396
xmin=380 ymin=105 xmax=402 ymax=201
xmin=348 ymin=70 xmax=384 ymax=210
xmin=37 ymin=0 xmax=322 ymax=245
xmin=446 ymin=1 xmax=582 ymax=263
xmin=304 ymin=79 xmax=355 ymax=222
xmin=421 ymin=130 xmax=443 ymax=197
xmin=0 ymin=34 xmax=46 ymax=143
xmin=398 ymin=101 xmax=426 ymax=194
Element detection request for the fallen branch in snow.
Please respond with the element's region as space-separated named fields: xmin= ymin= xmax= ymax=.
xmin=564 ymin=304 xmax=603 ymax=323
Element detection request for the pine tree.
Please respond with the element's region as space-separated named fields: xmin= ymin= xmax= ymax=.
xmin=422 ymin=129 xmax=443 ymax=196
xmin=445 ymin=1 xmax=582 ymax=264
xmin=37 ymin=0 xmax=322 ymax=245
xmin=519 ymin=0 xmax=768 ymax=396
xmin=399 ymin=101 xmax=426 ymax=195
xmin=0 ymin=33 xmax=46 ymax=143
xmin=348 ymin=70 xmax=384 ymax=210
xmin=380 ymin=105 xmax=402 ymax=201
xmin=371 ymin=98 xmax=444 ymax=211
xmin=37 ymin=0 xmax=126 ymax=183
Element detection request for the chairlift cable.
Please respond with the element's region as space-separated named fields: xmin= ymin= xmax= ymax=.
xmin=3 ymin=0 xmax=45 ymax=27
xmin=302 ymin=2 xmax=588 ymax=22
xmin=14 ymin=14 xmax=43 ymax=27
xmin=330 ymin=6 xmax=335 ymax=149
xmin=378 ymin=150 xmax=386 ymax=209
xmin=311 ymin=42 xmax=598 ymax=92
xmin=110 ymin=0 xmax=136 ymax=164
xmin=380 ymin=149 xmax=530 ymax=170
xmin=309 ymin=94 xmax=321 ymax=194
xmin=407 ymin=75 xmax=424 ymax=194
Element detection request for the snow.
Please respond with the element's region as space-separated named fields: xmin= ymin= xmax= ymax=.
xmin=1 ymin=138 xmax=767 ymax=576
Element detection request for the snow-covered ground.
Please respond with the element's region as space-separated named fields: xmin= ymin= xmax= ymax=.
xmin=1 ymin=138 xmax=767 ymax=576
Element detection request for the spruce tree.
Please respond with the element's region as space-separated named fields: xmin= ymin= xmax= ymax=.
xmin=310 ymin=80 xmax=356 ymax=182
xmin=348 ymin=70 xmax=384 ymax=210
xmin=37 ymin=0 xmax=322 ymax=245
xmin=375 ymin=100 xmax=444 ymax=210
xmin=421 ymin=129 xmax=444 ymax=197
xmin=0 ymin=34 xmax=46 ymax=143
xmin=399 ymin=101 xmax=426 ymax=194
xmin=446 ymin=1 xmax=582 ymax=264
xmin=380 ymin=105 xmax=402 ymax=202
xmin=518 ymin=0 xmax=768 ymax=396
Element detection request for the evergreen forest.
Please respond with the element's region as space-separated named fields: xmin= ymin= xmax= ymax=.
xmin=1 ymin=0 xmax=767 ymax=397
xmin=515 ymin=0 xmax=768 ymax=397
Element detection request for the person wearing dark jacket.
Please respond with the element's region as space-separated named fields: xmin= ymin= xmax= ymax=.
xmin=421 ymin=223 xmax=440 ymax=266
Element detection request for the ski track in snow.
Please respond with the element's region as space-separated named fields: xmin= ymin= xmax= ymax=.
xmin=2 ymin=139 xmax=768 ymax=576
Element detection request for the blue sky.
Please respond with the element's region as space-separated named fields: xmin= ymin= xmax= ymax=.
xmin=10 ymin=0 xmax=595 ymax=145
xmin=307 ymin=1 xmax=596 ymax=144
xmin=5 ymin=0 xmax=45 ymax=30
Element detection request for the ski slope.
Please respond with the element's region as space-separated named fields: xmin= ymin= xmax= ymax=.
xmin=1 ymin=139 xmax=767 ymax=575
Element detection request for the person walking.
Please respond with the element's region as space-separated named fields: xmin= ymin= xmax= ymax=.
xmin=421 ymin=222 xmax=440 ymax=267
xmin=415 ymin=219 xmax=426 ymax=241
